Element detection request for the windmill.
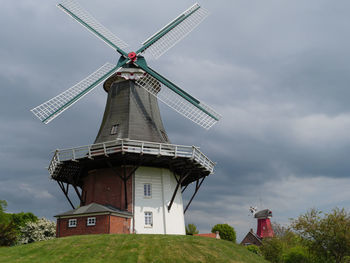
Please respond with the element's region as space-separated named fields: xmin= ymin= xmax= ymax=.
xmin=254 ymin=208 xmax=274 ymax=238
xmin=32 ymin=0 xmax=221 ymax=237
xmin=241 ymin=206 xmax=274 ymax=246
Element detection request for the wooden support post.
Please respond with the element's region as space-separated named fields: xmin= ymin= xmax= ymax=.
xmin=181 ymin=184 xmax=189 ymax=194
xmin=71 ymin=168 xmax=84 ymax=206
xmin=57 ymin=181 xmax=75 ymax=210
xmin=106 ymin=161 xmax=123 ymax=179
xmin=127 ymin=166 xmax=139 ymax=181
xmin=73 ymin=185 xmax=83 ymax=205
xmin=183 ymin=176 xmax=206 ymax=214
xmin=168 ymin=172 xmax=190 ymax=212
xmin=174 ymin=174 xmax=179 ymax=184
xmin=106 ymin=160 xmax=139 ymax=211
xmin=123 ymin=166 xmax=128 ymax=210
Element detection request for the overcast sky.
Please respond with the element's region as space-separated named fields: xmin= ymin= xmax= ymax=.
xmin=1 ymin=0 xmax=350 ymax=241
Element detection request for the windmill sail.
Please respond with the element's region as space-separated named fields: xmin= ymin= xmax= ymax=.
xmin=57 ymin=0 xmax=128 ymax=55
xmin=135 ymin=67 xmax=220 ymax=129
xmin=32 ymin=1 xmax=221 ymax=129
xmin=31 ymin=63 xmax=120 ymax=124
xmin=137 ymin=3 xmax=209 ymax=59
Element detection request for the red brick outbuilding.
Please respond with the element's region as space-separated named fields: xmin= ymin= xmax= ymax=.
xmin=55 ymin=203 xmax=132 ymax=237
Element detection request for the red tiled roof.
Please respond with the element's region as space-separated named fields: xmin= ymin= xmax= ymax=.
xmin=194 ymin=233 xmax=217 ymax=238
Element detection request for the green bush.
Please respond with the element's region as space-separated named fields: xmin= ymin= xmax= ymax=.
xmin=185 ymin=224 xmax=199 ymax=235
xmin=246 ymin=245 xmax=261 ymax=256
xmin=260 ymin=237 xmax=283 ymax=263
xmin=283 ymin=246 xmax=310 ymax=263
xmin=0 ymin=200 xmax=38 ymax=246
xmin=211 ymin=224 xmax=236 ymax=243
xmin=0 ymin=221 xmax=18 ymax=246
xmin=11 ymin=212 xmax=38 ymax=232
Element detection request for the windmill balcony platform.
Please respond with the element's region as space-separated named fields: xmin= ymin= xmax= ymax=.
xmin=48 ymin=139 xmax=215 ymax=187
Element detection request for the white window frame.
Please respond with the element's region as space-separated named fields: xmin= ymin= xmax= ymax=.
xmin=144 ymin=212 xmax=153 ymax=227
xmin=87 ymin=217 xmax=96 ymax=226
xmin=68 ymin=219 xmax=77 ymax=228
xmin=144 ymin=183 xmax=152 ymax=198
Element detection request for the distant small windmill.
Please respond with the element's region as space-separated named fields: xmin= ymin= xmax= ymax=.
xmin=249 ymin=206 xmax=274 ymax=239
xmin=31 ymin=0 xmax=221 ymax=237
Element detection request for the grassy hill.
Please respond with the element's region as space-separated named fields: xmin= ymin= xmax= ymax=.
xmin=0 ymin=234 xmax=268 ymax=263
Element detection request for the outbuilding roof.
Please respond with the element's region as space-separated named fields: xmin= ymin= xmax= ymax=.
xmin=54 ymin=203 xmax=132 ymax=218
xmin=240 ymin=229 xmax=262 ymax=246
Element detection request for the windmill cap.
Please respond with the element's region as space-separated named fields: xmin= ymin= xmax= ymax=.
xmin=254 ymin=209 xmax=273 ymax=219
xmin=103 ymin=67 xmax=146 ymax=92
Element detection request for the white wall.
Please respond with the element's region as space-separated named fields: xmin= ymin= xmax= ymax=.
xmin=133 ymin=166 xmax=185 ymax=235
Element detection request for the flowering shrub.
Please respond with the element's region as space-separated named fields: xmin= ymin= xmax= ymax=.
xmin=18 ymin=218 xmax=56 ymax=244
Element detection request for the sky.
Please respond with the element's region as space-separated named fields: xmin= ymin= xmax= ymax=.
xmin=1 ymin=0 xmax=350 ymax=242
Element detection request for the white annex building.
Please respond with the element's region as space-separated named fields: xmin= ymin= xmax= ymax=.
xmin=133 ymin=167 xmax=186 ymax=234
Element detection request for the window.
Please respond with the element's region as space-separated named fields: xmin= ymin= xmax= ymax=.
xmin=87 ymin=217 xmax=96 ymax=226
xmin=144 ymin=184 xmax=152 ymax=198
xmin=110 ymin=124 xmax=119 ymax=135
xmin=144 ymin=212 xmax=153 ymax=227
xmin=68 ymin=219 xmax=77 ymax=228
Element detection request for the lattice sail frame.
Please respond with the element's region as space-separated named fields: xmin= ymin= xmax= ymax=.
xmin=140 ymin=3 xmax=209 ymax=59
xmin=58 ymin=0 xmax=128 ymax=52
xmin=31 ymin=1 xmax=221 ymax=129
xmin=31 ymin=63 xmax=120 ymax=124
xmin=136 ymin=73 xmax=220 ymax=129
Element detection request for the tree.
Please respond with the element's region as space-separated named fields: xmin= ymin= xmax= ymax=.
xmin=260 ymin=237 xmax=284 ymax=263
xmin=0 ymin=200 xmax=39 ymax=246
xmin=10 ymin=212 xmax=38 ymax=231
xmin=272 ymin=222 xmax=289 ymax=238
xmin=0 ymin=200 xmax=7 ymax=214
xmin=260 ymin=225 xmax=310 ymax=263
xmin=186 ymin=224 xmax=199 ymax=235
xmin=0 ymin=200 xmax=16 ymax=246
xmin=0 ymin=221 xmax=18 ymax=246
xmin=18 ymin=218 xmax=56 ymax=244
xmin=211 ymin=224 xmax=236 ymax=243
xmin=0 ymin=200 xmax=37 ymax=229
xmin=291 ymin=208 xmax=350 ymax=263
xmin=0 ymin=200 xmax=10 ymax=225
xmin=283 ymin=246 xmax=310 ymax=263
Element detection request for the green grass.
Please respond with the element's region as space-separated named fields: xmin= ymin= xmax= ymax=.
xmin=0 ymin=234 xmax=268 ymax=263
